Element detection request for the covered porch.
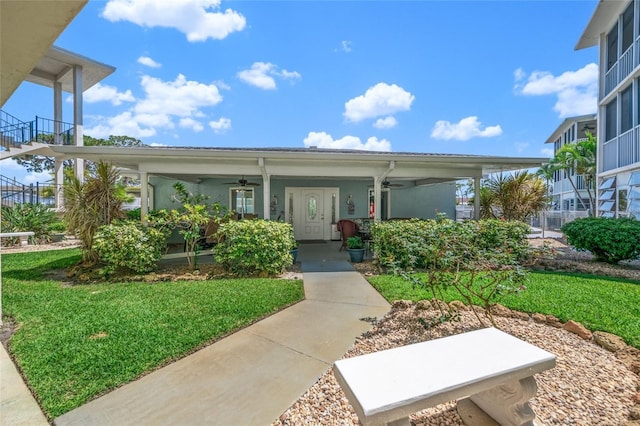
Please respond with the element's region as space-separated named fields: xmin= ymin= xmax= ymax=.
xmin=48 ymin=145 xmax=547 ymax=240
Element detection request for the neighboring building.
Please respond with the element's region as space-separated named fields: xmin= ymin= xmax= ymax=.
xmin=577 ymin=0 xmax=640 ymax=219
xmin=544 ymin=114 xmax=597 ymax=214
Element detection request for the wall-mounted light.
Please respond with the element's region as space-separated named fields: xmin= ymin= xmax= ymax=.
xmin=270 ymin=195 xmax=279 ymax=213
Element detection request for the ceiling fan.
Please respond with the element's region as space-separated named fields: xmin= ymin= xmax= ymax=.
xmin=225 ymin=176 xmax=261 ymax=187
xmin=382 ymin=179 xmax=403 ymax=188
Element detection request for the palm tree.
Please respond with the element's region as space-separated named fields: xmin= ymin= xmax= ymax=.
xmin=548 ymin=132 xmax=597 ymax=216
xmin=482 ymin=171 xmax=548 ymax=222
xmin=63 ymin=162 xmax=128 ymax=263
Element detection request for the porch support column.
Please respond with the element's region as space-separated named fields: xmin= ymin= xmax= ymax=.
xmin=259 ymin=157 xmax=271 ymax=219
xmin=373 ymin=177 xmax=382 ymax=221
xmin=55 ymin=159 xmax=65 ymax=210
xmin=474 ymin=176 xmax=481 ymax=220
xmin=72 ymin=65 xmax=84 ymax=181
xmin=54 ymin=81 xmax=64 ymax=209
xmin=375 ymin=161 xmax=395 ymax=221
xmin=140 ymin=171 xmax=149 ymax=225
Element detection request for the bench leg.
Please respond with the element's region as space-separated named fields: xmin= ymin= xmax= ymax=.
xmin=19 ymin=236 xmax=29 ymax=246
xmin=460 ymin=376 xmax=538 ymax=426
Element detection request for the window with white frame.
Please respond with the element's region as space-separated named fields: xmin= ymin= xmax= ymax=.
xmin=622 ymin=2 xmax=634 ymax=53
xmin=621 ymin=85 xmax=633 ymax=133
xmin=605 ymin=99 xmax=617 ymax=141
xmin=230 ymin=188 xmax=254 ymax=216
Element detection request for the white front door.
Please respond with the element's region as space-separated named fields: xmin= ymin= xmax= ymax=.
xmin=286 ymin=187 xmax=339 ymax=240
xmin=301 ymin=190 xmax=324 ymax=240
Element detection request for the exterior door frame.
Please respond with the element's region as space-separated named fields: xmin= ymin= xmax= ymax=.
xmin=285 ymin=186 xmax=340 ymax=240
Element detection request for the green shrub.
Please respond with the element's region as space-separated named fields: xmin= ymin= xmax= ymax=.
xmin=94 ymin=222 xmax=167 ymax=275
xmin=562 ymin=217 xmax=640 ymax=264
xmin=371 ymin=219 xmax=530 ymax=271
xmin=214 ymin=220 xmax=296 ymax=276
xmin=371 ymin=218 xmax=531 ymax=326
xmin=126 ymin=208 xmax=141 ymax=221
xmin=0 ymin=203 xmax=56 ymax=244
xmin=49 ymin=221 xmax=66 ymax=233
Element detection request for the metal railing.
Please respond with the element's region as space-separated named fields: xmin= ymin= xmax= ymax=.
xmin=0 ymin=175 xmax=58 ymax=207
xmin=0 ymin=110 xmax=74 ymax=151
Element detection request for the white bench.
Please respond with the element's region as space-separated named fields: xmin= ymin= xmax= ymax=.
xmin=0 ymin=231 xmax=35 ymax=246
xmin=333 ymin=327 xmax=556 ymax=426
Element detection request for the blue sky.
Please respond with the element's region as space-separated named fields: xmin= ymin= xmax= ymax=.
xmin=2 ymin=0 xmax=599 ymax=183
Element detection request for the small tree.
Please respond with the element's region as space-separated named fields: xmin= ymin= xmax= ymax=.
xmin=481 ymin=171 xmax=548 ymax=221
xmin=63 ymin=162 xmax=129 ymax=263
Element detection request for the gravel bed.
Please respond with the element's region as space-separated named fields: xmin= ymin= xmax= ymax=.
xmin=275 ymin=302 xmax=639 ymax=425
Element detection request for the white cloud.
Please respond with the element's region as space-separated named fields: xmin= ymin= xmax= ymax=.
xmin=237 ymin=62 xmax=301 ymax=90
xmin=344 ymin=83 xmax=414 ymax=123
xmin=513 ymin=67 xmax=525 ymax=82
xmin=431 ymin=116 xmax=503 ymax=141
xmin=135 ymin=74 xmax=223 ymax=116
xmin=79 ymin=83 xmax=135 ymax=106
xmin=85 ymin=111 xmax=160 ymax=139
xmin=541 ymin=147 xmax=554 ymax=157
xmin=179 ymin=117 xmax=204 ymax=132
xmin=515 ymin=63 xmax=598 ymax=118
xmin=303 ymin=131 xmax=391 ymax=151
xmin=137 ymin=56 xmax=161 ymax=68
xmin=209 ymin=117 xmax=231 ymax=133
xmin=84 ymin=74 xmax=224 ymax=139
xmin=340 ymin=40 xmax=352 ymax=53
xmin=101 ymin=0 xmax=246 ymax=42
xmin=149 ymin=142 xmax=168 ymax=147
xmin=373 ymin=116 xmax=398 ymax=129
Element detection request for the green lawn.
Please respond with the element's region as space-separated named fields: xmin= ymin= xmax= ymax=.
xmin=1 ymin=249 xmax=304 ymax=419
xmin=369 ymin=271 xmax=640 ymax=349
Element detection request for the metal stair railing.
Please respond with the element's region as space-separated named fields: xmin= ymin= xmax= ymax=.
xmin=0 ymin=174 xmax=57 ymax=207
xmin=1 ymin=110 xmax=74 ymax=151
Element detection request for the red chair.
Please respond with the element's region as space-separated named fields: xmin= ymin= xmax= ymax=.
xmin=337 ymin=219 xmax=359 ymax=251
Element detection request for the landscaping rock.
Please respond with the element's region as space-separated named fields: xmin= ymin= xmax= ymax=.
xmin=448 ymin=300 xmax=466 ymax=312
xmin=616 ymin=347 xmax=640 ymax=375
xmin=532 ymin=313 xmax=546 ymax=324
xmin=510 ymin=310 xmax=530 ymax=321
xmin=545 ymin=315 xmax=563 ymax=328
xmin=393 ymin=300 xmax=413 ymax=309
xmin=563 ymin=320 xmax=592 ymax=340
xmin=489 ymin=303 xmax=511 ymax=317
xmin=594 ymin=331 xmax=628 ymax=353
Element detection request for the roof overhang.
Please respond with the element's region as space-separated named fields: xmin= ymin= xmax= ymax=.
xmin=25 ymin=46 xmax=115 ymax=93
xmin=0 ymin=0 xmax=88 ymax=106
xmin=49 ymin=146 xmax=548 ymax=183
xmin=544 ymin=114 xmax=597 ymax=143
xmin=576 ymin=0 xmax=627 ymax=50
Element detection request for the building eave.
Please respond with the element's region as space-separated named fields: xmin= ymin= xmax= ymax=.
xmin=576 ymin=0 xmax=628 ymax=50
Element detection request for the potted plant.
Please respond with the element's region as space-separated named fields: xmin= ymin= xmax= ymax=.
xmin=347 ymin=236 xmax=365 ymax=263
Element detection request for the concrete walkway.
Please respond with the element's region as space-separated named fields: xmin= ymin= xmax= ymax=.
xmin=45 ymin=241 xmax=389 ymax=425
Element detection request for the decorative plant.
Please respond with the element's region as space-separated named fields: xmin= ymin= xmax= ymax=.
xmin=94 ymin=221 xmax=166 ymax=275
xmin=215 ymin=220 xmax=296 ymax=276
xmin=562 ymin=217 xmax=640 ymax=264
xmin=0 ymin=203 xmax=57 ymax=244
xmin=63 ymin=162 xmax=129 ymax=263
xmin=347 ymin=235 xmax=364 ymax=249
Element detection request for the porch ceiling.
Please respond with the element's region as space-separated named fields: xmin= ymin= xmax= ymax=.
xmin=50 ymin=146 xmax=548 ymax=182
xmin=0 ymin=0 xmax=88 ymax=106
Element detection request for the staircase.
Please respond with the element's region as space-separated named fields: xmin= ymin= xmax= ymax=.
xmin=0 ymin=110 xmax=74 ymax=160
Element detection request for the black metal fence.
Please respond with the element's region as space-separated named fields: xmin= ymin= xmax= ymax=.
xmin=1 ymin=110 xmax=74 ymax=151
xmin=1 ymin=175 xmax=58 ymax=207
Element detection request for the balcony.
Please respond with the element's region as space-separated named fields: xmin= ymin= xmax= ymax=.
xmin=602 ymin=126 xmax=640 ymax=172
xmin=604 ymin=40 xmax=638 ymax=97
